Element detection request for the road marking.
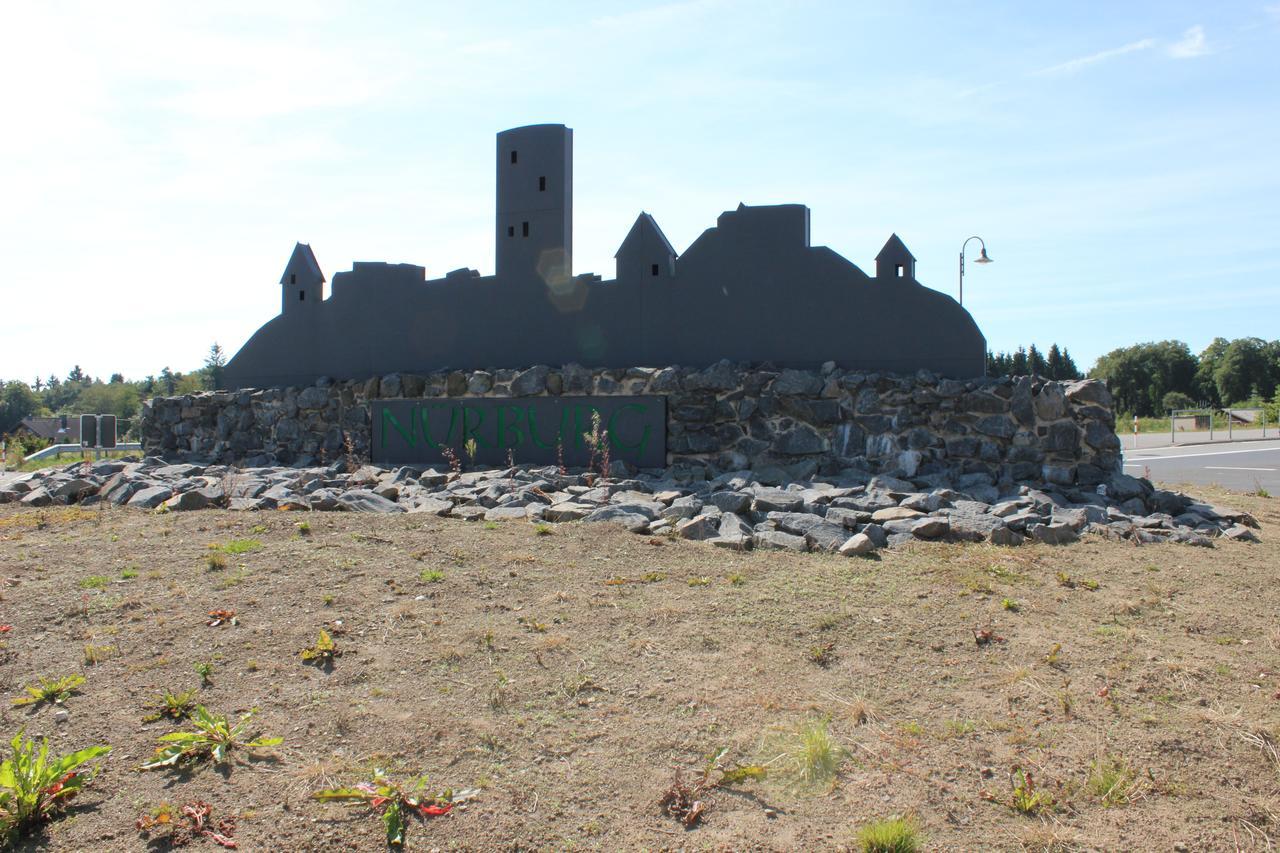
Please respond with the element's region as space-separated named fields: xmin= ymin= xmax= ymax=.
xmin=1125 ymin=446 xmax=1280 ymax=462
xmin=1203 ymin=466 xmax=1276 ymax=472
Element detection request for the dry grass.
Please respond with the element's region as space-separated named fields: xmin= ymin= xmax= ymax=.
xmin=0 ymin=484 xmax=1274 ymax=849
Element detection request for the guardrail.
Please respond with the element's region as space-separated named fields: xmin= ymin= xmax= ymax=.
xmin=22 ymin=443 xmax=143 ymax=463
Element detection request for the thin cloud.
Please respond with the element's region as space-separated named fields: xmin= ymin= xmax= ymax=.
xmin=1034 ymin=38 xmax=1155 ymax=75
xmin=1167 ymin=25 xmax=1209 ymax=58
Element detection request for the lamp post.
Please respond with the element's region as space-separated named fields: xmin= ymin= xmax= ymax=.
xmin=958 ymin=235 xmax=992 ymax=307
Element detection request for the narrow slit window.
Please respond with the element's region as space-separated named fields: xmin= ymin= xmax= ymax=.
xmin=507 ymin=225 xmax=515 ymax=237
xmin=299 ymin=290 xmax=305 ymax=301
xmin=896 ymin=264 xmax=904 ymax=277
xmin=290 ymin=273 xmax=296 ymax=284
xmin=651 ymin=263 xmax=660 ymax=276
xmin=538 ymin=176 xmax=546 ymax=191
xmin=522 ymin=221 xmax=529 ymax=237
xmin=510 ymin=150 xmax=518 ymax=164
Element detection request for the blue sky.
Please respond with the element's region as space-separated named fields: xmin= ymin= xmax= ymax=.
xmin=2 ymin=1 xmax=1278 ymax=383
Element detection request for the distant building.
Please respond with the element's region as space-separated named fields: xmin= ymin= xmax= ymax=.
xmin=17 ymin=415 xmax=79 ymax=444
xmin=224 ymin=124 xmax=986 ymax=389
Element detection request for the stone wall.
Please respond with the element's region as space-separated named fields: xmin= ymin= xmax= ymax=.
xmin=141 ymin=361 xmax=1120 ymax=488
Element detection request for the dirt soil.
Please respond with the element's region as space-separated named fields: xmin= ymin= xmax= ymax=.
xmin=0 ymin=484 xmax=1277 ymax=851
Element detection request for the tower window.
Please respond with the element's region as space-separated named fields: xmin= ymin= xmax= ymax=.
xmin=522 ymin=221 xmax=529 ymax=237
xmin=290 ymin=273 xmax=296 ymax=284
xmin=299 ymin=290 xmax=305 ymax=301
xmin=651 ymin=263 xmax=660 ymax=276
xmin=507 ymin=225 xmax=515 ymax=237
xmin=896 ymin=264 xmax=904 ymax=277
xmin=510 ymin=150 xmax=518 ymax=164
xmin=538 ymin=176 xmax=546 ymax=191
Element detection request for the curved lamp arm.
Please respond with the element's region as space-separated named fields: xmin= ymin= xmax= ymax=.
xmin=958 ymin=236 xmax=992 ymax=307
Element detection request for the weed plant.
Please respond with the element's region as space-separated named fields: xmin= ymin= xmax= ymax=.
xmin=313 ymin=770 xmax=468 ymax=847
xmin=141 ymin=706 xmax=282 ymax=770
xmin=12 ymin=675 xmax=85 ymax=708
xmin=0 ymin=732 xmax=111 ymax=846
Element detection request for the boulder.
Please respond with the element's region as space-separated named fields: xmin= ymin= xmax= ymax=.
xmin=1027 ymin=522 xmax=1078 ymax=545
xmin=511 ymin=365 xmax=550 ymax=396
xmin=859 ymin=523 xmax=889 ymax=549
xmin=676 ymin=515 xmax=720 ymax=540
xmin=768 ymin=512 xmax=826 ymax=536
xmin=707 ymin=491 xmax=752 ymax=514
xmin=164 ymin=490 xmax=210 ymax=511
xmin=718 ymin=512 xmax=754 ymax=541
xmin=911 ymin=516 xmax=950 ymax=539
xmin=583 ymin=506 xmax=652 ymax=531
xmin=753 ymin=530 xmax=808 ymax=552
xmin=20 ymin=487 xmax=53 ymax=507
xmin=753 ymin=490 xmax=804 ymax=513
xmin=989 ymin=526 xmax=1024 ymax=547
xmin=871 ymin=506 xmax=922 ymax=522
xmin=539 ymin=501 xmax=590 ymax=522
xmin=1033 ymin=383 xmax=1066 ymax=421
xmin=838 ymin=532 xmax=877 ymax=556
xmin=51 ymin=478 xmax=96 ymax=501
xmin=770 ymin=369 xmax=824 ymax=396
xmin=407 ymin=497 xmax=453 ymax=516
xmin=336 ymin=489 xmax=405 ymax=513
xmin=484 ymin=505 xmax=529 ymax=522
xmin=127 ymin=486 xmax=173 ymax=509
xmin=1223 ymin=524 xmax=1260 ymax=543
xmin=804 ymin=521 xmax=848 ymax=552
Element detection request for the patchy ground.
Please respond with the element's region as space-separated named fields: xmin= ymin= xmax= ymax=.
xmin=0 ymin=485 xmax=1276 ymax=851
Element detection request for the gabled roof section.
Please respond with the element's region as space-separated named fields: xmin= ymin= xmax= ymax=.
xmin=874 ymin=233 xmax=916 ymax=262
xmin=614 ymin=212 xmax=676 ymax=259
xmin=280 ymin=242 xmax=325 ymax=285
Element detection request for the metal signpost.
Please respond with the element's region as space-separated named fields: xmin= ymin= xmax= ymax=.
xmin=79 ymin=414 xmax=118 ymax=459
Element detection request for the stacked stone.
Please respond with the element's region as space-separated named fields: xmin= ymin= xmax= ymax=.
xmin=1 ymin=456 xmax=1261 ymax=553
xmin=141 ymin=362 xmax=1121 ymax=489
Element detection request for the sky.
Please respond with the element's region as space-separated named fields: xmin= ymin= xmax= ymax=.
xmin=2 ymin=1 xmax=1278 ymax=384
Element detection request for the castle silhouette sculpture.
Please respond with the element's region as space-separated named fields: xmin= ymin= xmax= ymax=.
xmin=223 ymin=124 xmax=985 ymax=389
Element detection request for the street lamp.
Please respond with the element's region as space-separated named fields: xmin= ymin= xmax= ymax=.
xmin=958 ymin=236 xmax=992 ymax=307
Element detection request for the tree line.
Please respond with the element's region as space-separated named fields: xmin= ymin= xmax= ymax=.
xmin=986 ymin=344 xmax=1083 ymax=381
xmin=0 ymin=345 xmax=226 ymax=450
xmin=1088 ymin=337 xmax=1280 ymax=417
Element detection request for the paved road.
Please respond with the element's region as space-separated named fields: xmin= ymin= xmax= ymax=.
xmin=1115 ymin=427 xmax=1275 ymax=452
xmin=1122 ymin=439 xmax=1280 ymax=492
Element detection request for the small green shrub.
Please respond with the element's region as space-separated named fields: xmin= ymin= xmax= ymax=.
xmin=420 ymin=569 xmax=445 ymax=583
xmin=219 ymin=539 xmax=262 ymax=555
xmin=857 ymin=815 xmax=922 ymax=853
xmin=771 ymin=717 xmax=847 ymax=790
xmin=1087 ymin=755 xmax=1136 ymax=806
xmin=77 ymin=576 xmax=109 ymax=590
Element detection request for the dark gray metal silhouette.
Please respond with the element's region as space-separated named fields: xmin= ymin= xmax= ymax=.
xmin=223 ymin=124 xmax=986 ymax=389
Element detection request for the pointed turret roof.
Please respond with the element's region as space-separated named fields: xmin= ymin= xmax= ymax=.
xmin=614 ymin=212 xmax=676 ymax=259
xmin=874 ymin=233 xmax=916 ymax=262
xmin=279 ymin=242 xmax=325 ymax=284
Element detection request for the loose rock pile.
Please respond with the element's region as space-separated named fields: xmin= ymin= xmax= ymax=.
xmin=1 ymin=457 xmax=1260 ymax=554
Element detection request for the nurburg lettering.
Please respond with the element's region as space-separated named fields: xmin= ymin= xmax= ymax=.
xmin=372 ymin=396 xmax=665 ymax=468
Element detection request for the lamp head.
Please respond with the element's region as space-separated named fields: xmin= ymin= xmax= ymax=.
xmin=975 ymin=247 xmax=993 ymax=264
